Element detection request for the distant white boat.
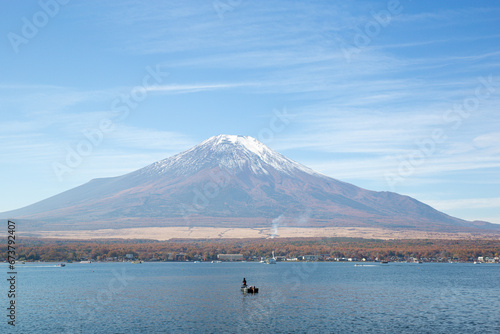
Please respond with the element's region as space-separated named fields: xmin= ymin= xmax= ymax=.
xmin=80 ymin=260 xmax=91 ymax=263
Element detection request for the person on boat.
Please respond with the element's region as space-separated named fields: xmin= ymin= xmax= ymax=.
xmin=242 ymin=278 xmax=247 ymax=287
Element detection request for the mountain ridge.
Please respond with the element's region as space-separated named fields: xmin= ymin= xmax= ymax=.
xmin=2 ymin=134 xmax=499 ymax=234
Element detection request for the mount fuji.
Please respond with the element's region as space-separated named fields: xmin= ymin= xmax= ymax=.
xmin=2 ymin=134 xmax=498 ymax=233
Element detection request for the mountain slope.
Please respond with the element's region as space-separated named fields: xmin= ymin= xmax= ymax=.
xmin=2 ymin=135 xmax=498 ymax=233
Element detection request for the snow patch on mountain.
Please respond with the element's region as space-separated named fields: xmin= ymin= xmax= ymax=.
xmin=138 ymin=134 xmax=323 ymax=178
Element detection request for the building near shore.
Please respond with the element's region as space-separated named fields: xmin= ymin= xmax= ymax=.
xmin=217 ymin=254 xmax=244 ymax=261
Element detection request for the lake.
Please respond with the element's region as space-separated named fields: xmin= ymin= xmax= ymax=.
xmin=2 ymin=262 xmax=499 ymax=333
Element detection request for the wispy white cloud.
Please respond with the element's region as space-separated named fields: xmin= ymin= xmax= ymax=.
xmin=422 ymin=197 xmax=500 ymax=225
xmin=372 ymin=34 xmax=500 ymax=52
xmin=146 ymin=82 xmax=257 ymax=94
xmin=473 ymin=132 xmax=500 ymax=149
xmin=274 ymin=110 xmax=444 ymax=153
xmin=425 ymin=197 xmax=500 ymax=211
xmin=0 ymin=84 xmax=114 ymax=120
xmin=393 ymin=7 xmax=500 ymax=25
xmin=303 ymin=151 xmax=500 ymax=184
xmin=105 ymin=125 xmax=196 ymax=152
xmin=0 ymin=120 xmax=44 ymax=133
xmin=60 ymin=151 xmax=178 ymax=180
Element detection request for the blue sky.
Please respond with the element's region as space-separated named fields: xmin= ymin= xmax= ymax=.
xmin=1 ymin=0 xmax=499 ymax=224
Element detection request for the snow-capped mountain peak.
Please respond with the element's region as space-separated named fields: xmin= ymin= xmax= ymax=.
xmin=142 ymin=134 xmax=318 ymax=177
xmin=201 ymin=134 xmax=268 ymax=156
xmin=2 ymin=134 xmax=495 ymax=235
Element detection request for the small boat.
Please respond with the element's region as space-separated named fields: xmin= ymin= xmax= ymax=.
xmin=60 ymin=263 xmax=66 ymax=267
xmin=381 ymin=261 xmax=389 ymax=264
xmin=131 ymin=260 xmax=142 ymax=264
xmin=80 ymin=260 xmax=91 ymax=263
xmin=241 ymin=285 xmax=259 ymax=293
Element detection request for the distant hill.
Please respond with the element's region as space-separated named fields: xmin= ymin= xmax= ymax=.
xmin=3 ymin=134 xmax=499 ymax=234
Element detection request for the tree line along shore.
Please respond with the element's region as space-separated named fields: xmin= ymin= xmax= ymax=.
xmin=1 ymin=237 xmax=499 ymax=263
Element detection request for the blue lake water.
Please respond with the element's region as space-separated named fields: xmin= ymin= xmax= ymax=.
xmin=1 ymin=262 xmax=499 ymax=333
